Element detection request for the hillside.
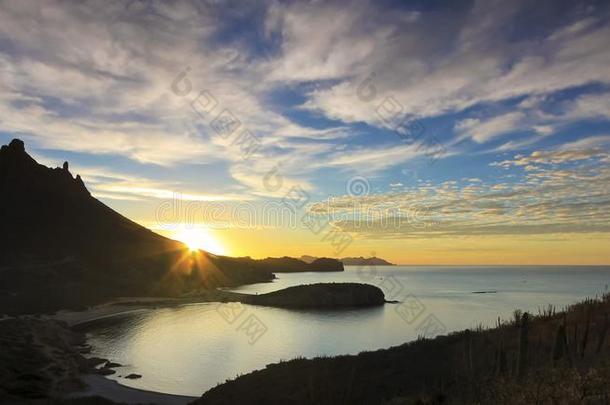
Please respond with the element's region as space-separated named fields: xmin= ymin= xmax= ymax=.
xmin=340 ymin=256 xmax=395 ymax=266
xmin=193 ymin=294 xmax=610 ymax=404
xmin=0 ymin=139 xmax=342 ymax=314
xmin=257 ymin=256 xmax=344 ymax=272
xmin=300 ymin=255 xmax=395 ymax=266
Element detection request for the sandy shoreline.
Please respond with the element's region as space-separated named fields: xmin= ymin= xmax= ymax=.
xmin=51 ymin=291 xmax=236 ymax=326
xmin=70 ymin=374 xmax=197 ymax=404
xmin=44 ymin=296 xmax=223 ymax=403
xmin=49 ymin=285 xmax=386 ymax=403
xmin=46 ymin=295 xmax=227 ymax=403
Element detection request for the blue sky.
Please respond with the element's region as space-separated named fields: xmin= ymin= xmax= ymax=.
xmin=1 ymin=0 xmax=610 ymax=262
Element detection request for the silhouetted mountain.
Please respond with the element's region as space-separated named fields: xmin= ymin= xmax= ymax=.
xmin=299 ymin=255 xmax=318 ymax=264
xmin=0 ymin=139 xmax=338 ymax=314
xmin=256 ymin=256 xmax=344 ymax=273
xmin=299 ymin=255 xmax=395 ymax=266
xmin=340 ymin=256 xmax=395 ymax=266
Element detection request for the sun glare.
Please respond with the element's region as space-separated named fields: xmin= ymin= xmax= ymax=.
xmin=174 ymin=228 xmax=228 ymax=256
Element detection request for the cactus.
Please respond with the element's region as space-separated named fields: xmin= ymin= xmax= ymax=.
xmin=518 ymin=312 xmax=529 ymax=379
xmin=513 ymin=309 xmax=523 ymax=326
xmin=572 ymin=323 xmax=578 ymax=359
xmin=464 ymin=329 xmax=473 ymax=376
xmin=581 ymin=310 xmax=591 ymax=358
xmin=495 ymin=330 xmax=508 ymax=376
xmin=553 ymin=322 xmax=570 ymax=365
xmin=499 ymin=341 xmax=508 ymax=375
xmin=597 ymin=312 xmax=608 ymax=354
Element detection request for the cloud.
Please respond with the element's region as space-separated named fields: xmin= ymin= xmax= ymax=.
xmin=455 ymin=112 xmax=525 ymax=143
xmin=492 ymin=148 xmax=607 ymax=168
xmin=309 ymin=148 xmax=610 ymax=238
xmin=558 ymin=135 xmax=610 ymax=151
xmin=263 ymin=1 xmax=383 ymax=82
xmin=322 ymin=143 xmax=445 ymax=173
xmin=566 ymin=92 xmax=610 ymax=121
xmin=301 ymin=1 xmax=610 ymax=133
xmin=28 ymin=151 xmax=245 ymax=202
xmin=1 ymin=0 xmax=610 ymax=205
xmin=0 ymin=1 xmax=351 ymax=180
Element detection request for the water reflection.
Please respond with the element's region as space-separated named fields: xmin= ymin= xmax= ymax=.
xmin=85 ymin=266 xmax=610 ymax=396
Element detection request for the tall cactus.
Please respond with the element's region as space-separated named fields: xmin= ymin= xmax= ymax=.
xmin=464 ymin=329 xmax=473 ymax=377
xmin=597 ymin=312 xmax=608 ymax=354
xmin=553 ymin=320 xmax=570 ymax=366
xmin=572 ymin=323 xmax=579 ymax=360
xmin=581 ymin=310 xmax=591 ymax=358
xmin=518 ymin=312 xmax=529 ymax=379
xmin=495 ymin=331 xmax=508 ymax=376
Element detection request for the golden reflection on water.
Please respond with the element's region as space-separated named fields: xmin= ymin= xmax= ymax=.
xmin=85 ymin=266 xmax=610 ymax=396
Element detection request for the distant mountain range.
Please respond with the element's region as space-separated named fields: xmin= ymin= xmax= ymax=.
xmin=300 ymin=255 xmax=395 ymax=266
xmin=0 ymin=139 xmax=342 ymax=314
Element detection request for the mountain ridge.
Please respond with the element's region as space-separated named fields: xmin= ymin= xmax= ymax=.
xmin=300 ymin=255 xmax=395 ymax=266
xmin=0 ymin=139 xmax=342 ymax=314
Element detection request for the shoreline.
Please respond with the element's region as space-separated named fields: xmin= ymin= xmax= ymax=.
xmin=70 ymin=374 xmax=197 ymax=405
xmin=194 ymin=292 xmax=610 ymax=404
xmin=52 ymin=290 xmax=242 ymax=326
xmin=49 ymin=283 xmax=386 ymax=402
xmin=53 ymin=282 xmax=388 ymax=327
xmin=40 ymin=287 xmax=610 ymax=403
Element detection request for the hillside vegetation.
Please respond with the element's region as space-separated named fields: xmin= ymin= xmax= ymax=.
xmin=194 ymin=294 xmax=610 ymax=404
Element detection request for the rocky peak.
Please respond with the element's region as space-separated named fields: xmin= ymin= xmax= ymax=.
xmin=0 ymin=138 xmax=90 ymax=196
xmin=1 ymin=139 xmax=27 ymax=158
xmin=8 ymin=139 xmax=25 ymax=153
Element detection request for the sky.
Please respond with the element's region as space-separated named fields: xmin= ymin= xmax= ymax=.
xmin=1 ymin=0 xmax=610 ymax=264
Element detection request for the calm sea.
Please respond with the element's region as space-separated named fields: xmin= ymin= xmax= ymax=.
xmin=85 ymin=265 xmax=610 ymax=396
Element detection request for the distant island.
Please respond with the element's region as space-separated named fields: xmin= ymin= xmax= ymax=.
xmin=250 ymin=256 xmax=344 ymax=273
xmin=300 ymin=255 xmax=395 ymax=266
xmin=0 ymin=139 xmax=343 ymax=315
xmin=238 ymin=283 xmax=385 ymax=309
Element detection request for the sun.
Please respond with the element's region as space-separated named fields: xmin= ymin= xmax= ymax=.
xmin=173 ymin=228 xmax=228 ymax=256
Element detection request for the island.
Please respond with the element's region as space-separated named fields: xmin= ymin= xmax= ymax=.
xmin=300 ymin=255 xmax=395 ymax=266
xmin=249 ymin=256 xmax=344 ymax=273
xmin=236 ymin=283 xmax=385 ymax=309
xmin=339 ymin=256 xmax=395 ymax=266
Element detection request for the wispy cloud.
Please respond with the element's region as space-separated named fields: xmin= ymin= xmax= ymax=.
xmin=455 ymin=112 xmax=525 ymax=143
xmin=311 ymin=148 xmax=610 ymax=238
xmin=1 ymin=0 xmax=610 ymax=230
